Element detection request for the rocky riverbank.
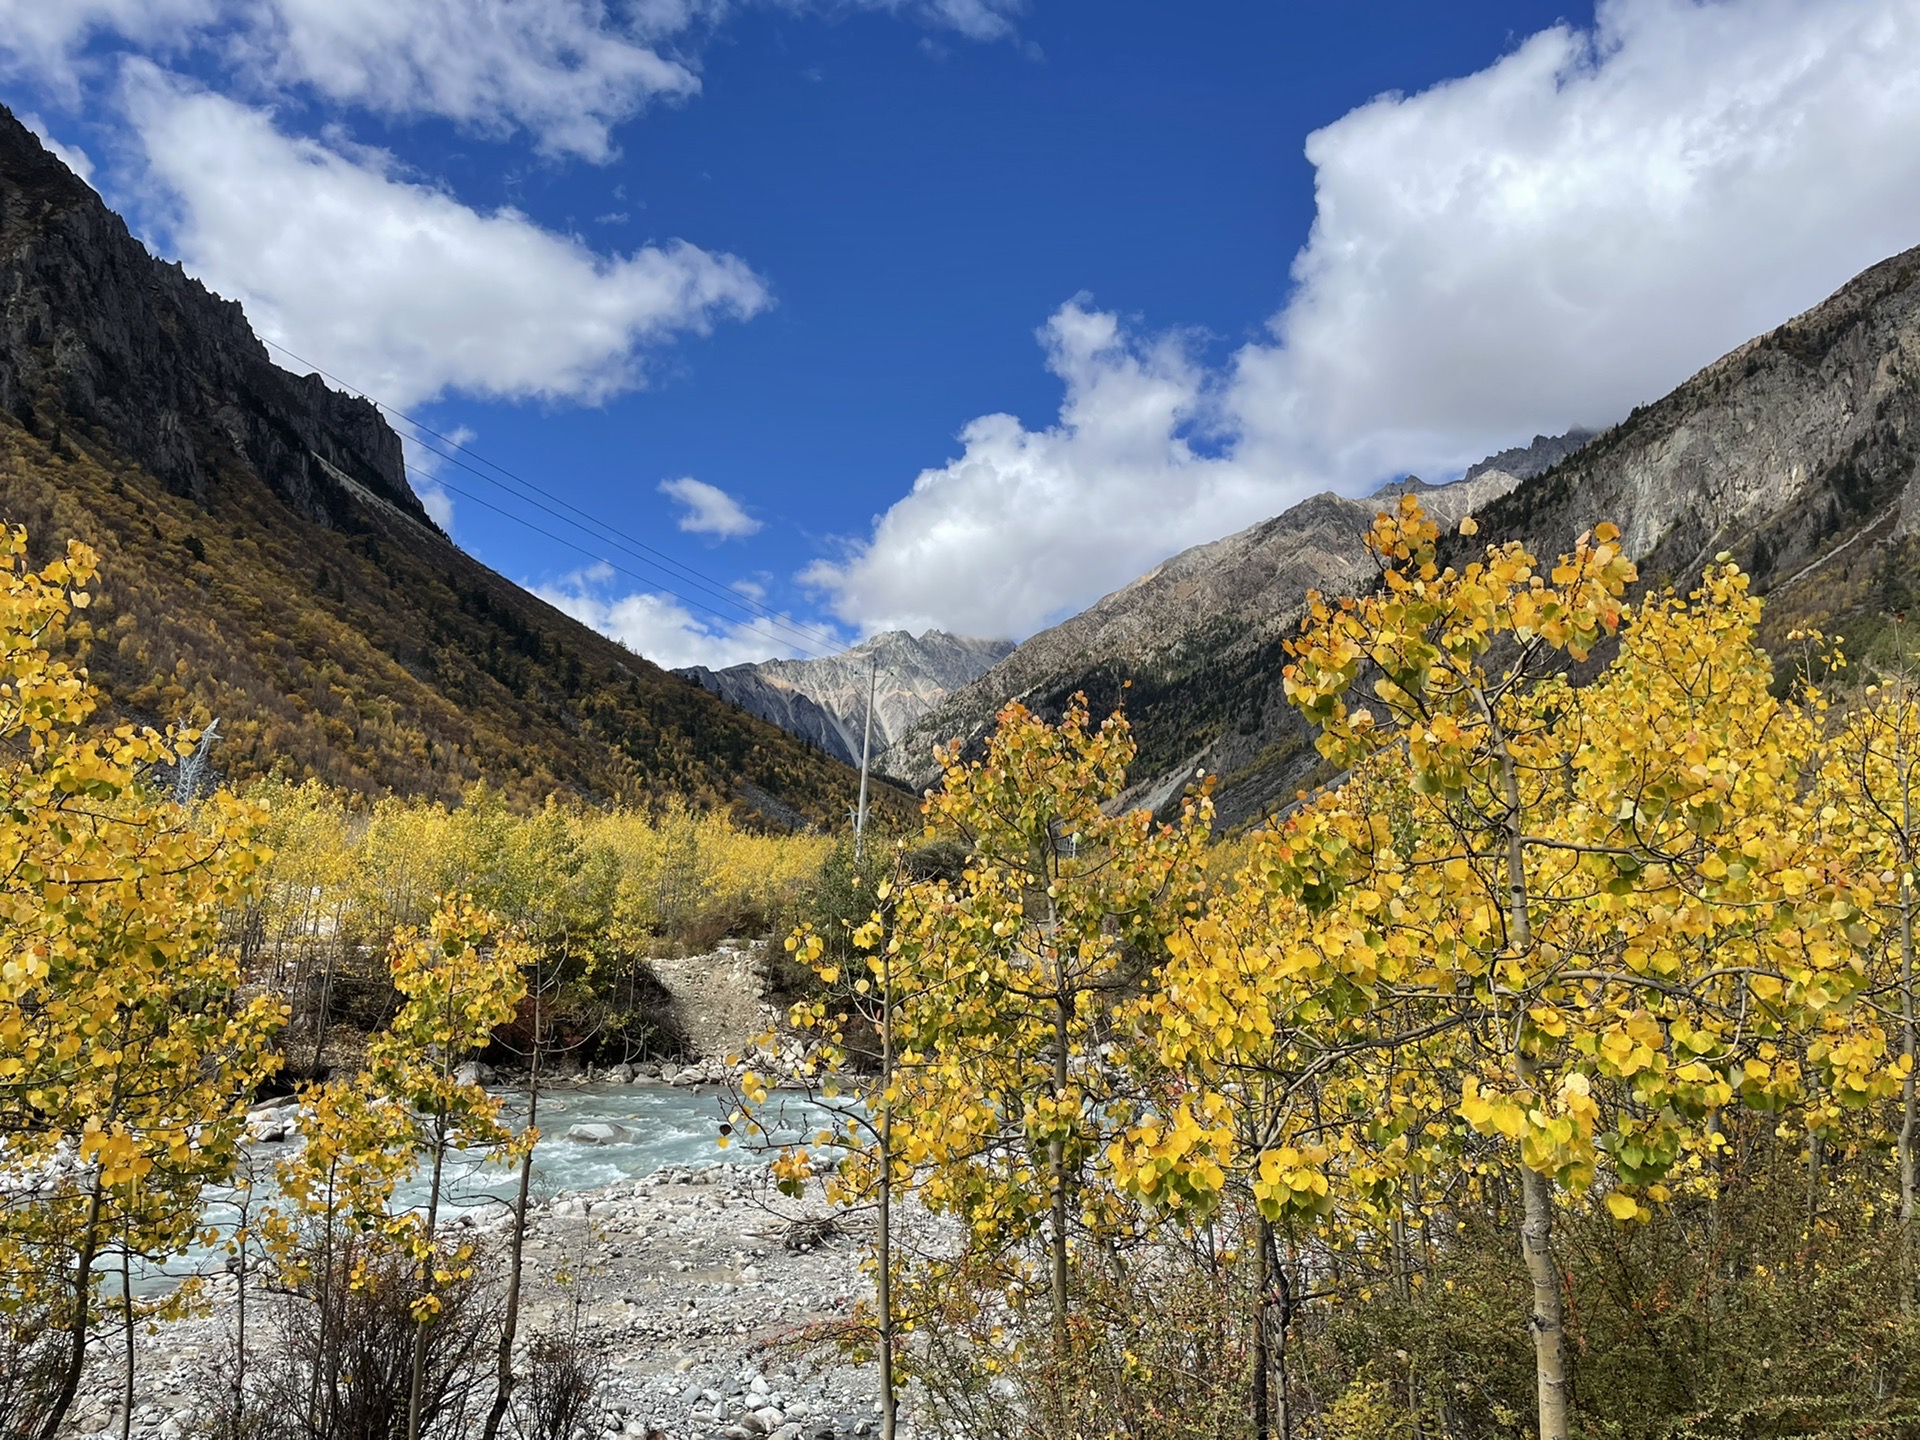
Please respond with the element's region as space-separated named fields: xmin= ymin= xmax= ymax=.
xmin=62 ymin=1162 xmax=926 ymax=1440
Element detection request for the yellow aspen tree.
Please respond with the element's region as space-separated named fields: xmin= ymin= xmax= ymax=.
xmin=1814 ymin=654 xmax=1920 ymax=1295
xmin=271 ymin=898 xmax=531 ymax=1438
xmin=366 ymin=897 xmax=531 ymax=1440
xmin=264 ymin=1076 xmax=417 ymax=1434
xmin=736 ymin=900 xmax=902 ymax=1439
xmin=1275 ymin=498 xmax=1874 ymax=1440
xmin=766 ymin=700 xmax=1211 ymax=1369
xmin=1112 ymin=766 xmax=1467 ymax=1440
xmin=885 ymin=700 xmax=1211 ymax=1355
xmin=0 ymin=529 xmax=283 ymax=1440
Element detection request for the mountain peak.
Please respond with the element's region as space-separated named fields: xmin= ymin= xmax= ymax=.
xmin=876 ymin=242 xmax=1920 ymax=830
xmin=677 ymin=629 xmax=1014 ymax=766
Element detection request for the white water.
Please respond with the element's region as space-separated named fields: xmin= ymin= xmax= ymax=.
xmin=131 ymin=1082 xmax=838 ymax=1296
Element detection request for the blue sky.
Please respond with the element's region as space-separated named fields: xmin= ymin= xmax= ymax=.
xmin=8 ymin=1 xmax=1920 ymax=667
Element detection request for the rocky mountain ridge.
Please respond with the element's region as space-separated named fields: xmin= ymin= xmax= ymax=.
xmin=676 ymin=629 xmax=1013 ymax=768
xmin=877 ymin=470 xmax=1523 ymax=820
xmin=882 ymin=242 xmax=1920 ymax=830
xmin=1465 ymin=246 xmax=1920 ymax=608
xmin=0 ymin=103 xmax=866 ymax=822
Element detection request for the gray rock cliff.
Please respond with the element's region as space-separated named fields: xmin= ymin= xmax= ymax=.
xmin=0 ymin=105 xmax=420 ymax=528
xmin=878 ymin=470 xmax=1523 ymax=822
xmin=678 ymin=630 xmax=1014 ymax=767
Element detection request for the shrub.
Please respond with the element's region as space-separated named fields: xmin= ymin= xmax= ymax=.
xmin=194 ymin=1231 xmax=502 ymax=1440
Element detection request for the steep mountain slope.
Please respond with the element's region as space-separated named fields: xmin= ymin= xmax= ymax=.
xmin=879 ymin=472 xmax=1520 ymax=822
xmin=889 ymin=243 xmax=1920 ymax=831
xmin=1465 ymin=246 xmax=1920 ymax=645
xmin=676 ymin=630 xmax=1013 ymax=766
xmin=0 ymin=104 xmax=866 ymax=823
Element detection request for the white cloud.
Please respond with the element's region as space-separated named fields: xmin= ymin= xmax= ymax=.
xmin=0 ymin=0 xmax=216 ymax=96
xmin=1 ymin=0 xmax=1022 ymax=159
xmin=811 ymin=0 xmax=1920 ymax=640
xmin=660 ymin=476 xmax=762 ymax=537
xmin=18 ymin=112 xmax=95 ymax=181
xmin=0 ymin=0 xmax=699 ymax=161
xmin=233 ymin=0 xmax=706 ymax=162
xmin=872 ymin=0 xmax=1025 ymax=43
xmin=1233 ymin=0 xmax=1920 ymax=485
xmin=122 ymin=65 xmax=770 ymax=408
xmin=533 ymin=567 xmax=817 ymax=670
xmin=802 ymin=302 xmax=1232 ymax=635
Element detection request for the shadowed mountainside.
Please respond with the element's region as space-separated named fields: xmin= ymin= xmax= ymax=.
xmin=0 ymin=104 xmax=872 ymax=823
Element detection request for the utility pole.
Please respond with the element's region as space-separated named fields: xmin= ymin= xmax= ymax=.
xmin=854 ymin=654 xmax=877 ymax=860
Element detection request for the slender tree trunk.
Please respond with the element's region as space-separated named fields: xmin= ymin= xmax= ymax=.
xmin=1517 ymin=1124 xmax=1570 ymax=1440
xmin=1276 ymin=1236 xmax=1294 ymax=1440
xmin=311 ymin=941 xmax=338 ymax=1078
xmin=1898 ymin=745 xmax=1916 ymax=1309
xmin=1806 ymin=1126 xmax=1823 ymax=1238
xmin=234 ymin=1178 xmax=250 ymax=1414
xmin=1252 ymin=1215 xmax=1272 ymax=1440
xmin=877 ymin=951 xmax=898 ymax=1440
xmin=36 ymin=1179 xmax=105 ymax=1440
xmin=407 ymin=1112 xmax=449 ymax=1440
xmin=309 ymin=1168 xmax=341 ymax=1429
xmin=119 ymin=1246 xmax=134 ymax=1440
xmin=1050 ymin=985 xmax=1071 ymax=1358
xmin=1493 ymin=724 xmax=1569 ymax=1440
xmin=483 ymin=991 xmax=543 ymax=1440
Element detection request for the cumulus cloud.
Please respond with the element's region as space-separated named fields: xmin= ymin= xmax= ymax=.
xmin=0 ymin=0 xmax=217 ymax=96
xmin=660 ymin=476 xmax=763 ymax=538
xmin=0 ymin=0 xmax=701 ymax=160
xmin=802 ymin=302 xmax=1234 ymax=635
xmin=533 ymin=564 xmax=818 ymax=670
xmin=233 ymin=0 xmax=706 ymax=162
xmin=813 ymin=0 xmax=1920 ymax=639
xmin=0 ymin=0 xmax=1023 ymax=159
xmin=1232 ymin=0 xmax=1920 ymax=485
xmin=122 ymin=65 xmax=770 ymax=408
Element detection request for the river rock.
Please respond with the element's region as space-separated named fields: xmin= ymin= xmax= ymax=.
xmin=568 ymin=1122 xmax=636 ymax=1145
xmin=455 ymin=1060 xmax=497 ymax=1087
xmin=247 ymin=1115 xmax=296 ymax=1143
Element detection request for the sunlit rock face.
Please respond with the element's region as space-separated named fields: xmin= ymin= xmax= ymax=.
xmin=883 ymin=242 xmax=1920 ymax=829
xmin=678 ymin=629 xmax=1014 ymax=767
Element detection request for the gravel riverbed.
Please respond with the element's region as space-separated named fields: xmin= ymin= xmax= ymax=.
xmin=61 ymin=1161 xmax=927 ymax=1440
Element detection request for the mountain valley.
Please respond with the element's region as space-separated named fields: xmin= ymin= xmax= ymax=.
xmin=0 ymin=105 xmax=868 ymax=824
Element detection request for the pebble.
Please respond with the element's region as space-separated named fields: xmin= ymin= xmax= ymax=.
xmin=70 ymin=1157 xmax=928 ymax=1440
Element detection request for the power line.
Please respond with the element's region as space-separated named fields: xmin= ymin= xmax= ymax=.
xmin=418 ymin=470 xmax=844 ymax=663
xmin=396 ymin=426 xmax=853 ymax=656
xmin=256 ymin=337 xmax=858 ymax=660
xmin=271 ymin=338 xmax=854 ymax=655
xmin=395 ymin=426 xmax=852 ymax=661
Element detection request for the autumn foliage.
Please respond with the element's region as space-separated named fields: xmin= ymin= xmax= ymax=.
xmin=757 ymin=497 xmax=1920 ymax=1440
xmin=13 ymin=497 xmax=1920 ymax=1439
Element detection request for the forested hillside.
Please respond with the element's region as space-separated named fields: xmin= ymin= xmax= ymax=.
xmin=0 ymin=105 xmax=867 ymax=822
